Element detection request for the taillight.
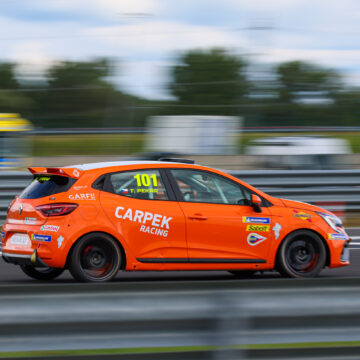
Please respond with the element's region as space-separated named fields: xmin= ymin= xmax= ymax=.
xmin=36 ymin=203 xmax=78 ymax=217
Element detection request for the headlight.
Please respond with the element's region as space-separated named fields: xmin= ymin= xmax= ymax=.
xmin=316 ymin=212 xmax=343 ymax=233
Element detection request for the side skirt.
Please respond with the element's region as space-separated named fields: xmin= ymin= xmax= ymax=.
xmin=137 ymin=258 xmax=266 ymax=264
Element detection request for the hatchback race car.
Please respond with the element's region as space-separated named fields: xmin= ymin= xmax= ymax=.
xmin=1 ymin=159 xmax=350 ymax=282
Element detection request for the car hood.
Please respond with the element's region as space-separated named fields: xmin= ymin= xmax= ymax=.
xmin=280 ymin=198 xmax=332 ymax=215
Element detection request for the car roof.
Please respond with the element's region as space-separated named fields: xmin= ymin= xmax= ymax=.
xmin=64 ymin=160 xmax=192 ymax=171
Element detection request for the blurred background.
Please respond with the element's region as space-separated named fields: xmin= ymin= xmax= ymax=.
xmin=1 ymin=2 xmax=360 ymax=359
xmin=0 ymin=0 xmax=359 ymax=170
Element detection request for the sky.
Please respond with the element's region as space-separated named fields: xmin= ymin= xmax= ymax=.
xmin=0 ymin=0 xmax=359 ymax=99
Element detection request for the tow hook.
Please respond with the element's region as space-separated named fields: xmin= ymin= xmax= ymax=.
xmin=30 ymin=250 xmax=37 ymax=264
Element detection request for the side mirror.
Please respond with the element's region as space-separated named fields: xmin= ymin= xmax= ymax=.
xmin=251 ymin=194 xmax=262 ymax=213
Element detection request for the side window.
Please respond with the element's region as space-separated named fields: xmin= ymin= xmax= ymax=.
xmin=108 ymin=169 xmax=168 ymax=200
xmin=170 ymin=169 xmax=246 ymax=205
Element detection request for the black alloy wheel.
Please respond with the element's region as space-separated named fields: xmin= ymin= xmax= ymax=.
xmin=277 ymin=230 xmax=326 ymax=278
xmin=20 ymin=265 xmax=64 ymax=280
xmin=69 ymin=233 xmax=122 ymax=282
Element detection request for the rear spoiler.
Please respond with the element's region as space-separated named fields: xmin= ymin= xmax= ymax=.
xmin=28 ymin=167 xmax=83 ymax=179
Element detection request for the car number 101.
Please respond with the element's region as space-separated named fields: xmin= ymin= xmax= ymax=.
xmin=133 ymin=174 xmax=158 ymax=187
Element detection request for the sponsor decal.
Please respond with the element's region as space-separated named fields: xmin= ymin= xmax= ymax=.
xmin=247 ymin=233 xmax=267 ymax=246
xmin=246 ymin=225 xmax=270 ymax=232
xmin=293 ymin=210 xmax=312 ymax=222
xmin=242 ymin=216 xmax=270 ymax=224
xmin=120 ymin=189 xmax=129 ymax=195
xmin=115 ymin=207 xmax=172 ymax=237
xmin=37 ymin=176 xmax=51 ymax=182
xmin=25 ymin=217 xmax=37 ymax=225
xmin=56 ymin=235 xmax=64 ymax=248
xmin=273 ymin=223 xmax=282 ymax=240
xmin=74 ymin=185 xmax=88 ymax=191
xmin=31 ymin=234 xmax=52 ymax=242
xmin=73 ymin=169 xmax=80 ymax=177
xmin=328 ymin=233 xmax=348 ymax=240
xmin=69 ymin=193 xmax=96 ymax=201
xmin=134 ymin=188 xmax=158 ymax=193
xmin=40 ymin=225 xmax=60 ymax=232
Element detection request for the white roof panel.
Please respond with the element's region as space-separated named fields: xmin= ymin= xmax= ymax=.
xmin=65 ymin=161 xmax=180 ymax=171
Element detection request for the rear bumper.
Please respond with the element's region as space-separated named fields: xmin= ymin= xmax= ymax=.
xmin=2 ymin=251 xmax=49 ymax=267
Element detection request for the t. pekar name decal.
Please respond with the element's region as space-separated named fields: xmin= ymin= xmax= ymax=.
xmin=115 ymin=207 xmax=172 ymax=237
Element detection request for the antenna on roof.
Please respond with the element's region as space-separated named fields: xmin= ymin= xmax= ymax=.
xmin=158 ymin=158 xmax=195 ymax=164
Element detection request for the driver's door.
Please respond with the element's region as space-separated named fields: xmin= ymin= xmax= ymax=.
xmin=167 ymin=169 xmax=274 ymax=262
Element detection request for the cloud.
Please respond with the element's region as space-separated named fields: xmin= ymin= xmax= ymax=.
xmin=31 ymin=0 xmax=161 ymax=19
xmin=261 ymin=48 xmax=360 ymax=71
xmin=116 ymin=60 xmax=174 ymax=100
xmin=1 ymin=0 xmax=360 ymax=99
xmin=226 ymin=0 xmax=307 ymax=12
xmin=84 ymin=21 xmax=244 ymax=54
xmin=11 ymin=41 xmax=53 ymax=81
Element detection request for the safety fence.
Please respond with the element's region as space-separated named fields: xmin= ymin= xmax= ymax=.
xmin=229 ymin=169 xmax=360 ymax=215
xmin=0 ymin=169 xmax=359 ymax=222
xmin=1 ymin=279 xmax=360 ymax=359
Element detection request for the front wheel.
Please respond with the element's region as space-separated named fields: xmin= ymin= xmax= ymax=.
xmin=69 ymin=233 xmax=122 ymax=282
xmin=277 ymin=230 xmax=326 ymax=278
xmin=20 ymin=265 xmax=64 ymax=280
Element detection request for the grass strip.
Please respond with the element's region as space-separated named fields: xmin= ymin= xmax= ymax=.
xmin=1 ymin=341 xmax=360 ymax=358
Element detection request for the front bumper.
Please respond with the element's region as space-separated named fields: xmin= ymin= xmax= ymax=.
xmin=340 ymin=239 xmax=350 ymax=263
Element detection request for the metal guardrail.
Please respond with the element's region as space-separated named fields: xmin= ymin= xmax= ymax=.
xmin=0 ymin=169 xmax=359 ymax=222
xmin=1 ymin=280 xmax=360 ymax=359
xmin=230 ymin=169 xmax=360 ymax=213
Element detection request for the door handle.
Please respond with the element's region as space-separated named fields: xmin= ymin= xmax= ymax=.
xmin=188 ymin=213 xmax=208 ymax=220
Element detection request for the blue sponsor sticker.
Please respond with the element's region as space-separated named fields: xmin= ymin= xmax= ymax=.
xmin=32 ymin=234 xmax=52 ymax=242
xmin=247 ymin=233 xmax=267 ymax=246
xmin=328 ymin=233 xmax=347 ymax=240
xmin=242 ymin=216 xmax=270 ymax=224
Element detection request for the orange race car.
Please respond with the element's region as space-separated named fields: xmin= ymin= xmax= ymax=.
xmin=1 ymin=159 xmax=350 ymax=282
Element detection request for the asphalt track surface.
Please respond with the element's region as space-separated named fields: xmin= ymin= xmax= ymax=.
xmin=1 ymin=228 xmax=360 ymax=284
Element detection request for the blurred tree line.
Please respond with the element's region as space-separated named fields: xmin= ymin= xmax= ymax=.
xmin=0 ymin=49 xmax=359 ymax=128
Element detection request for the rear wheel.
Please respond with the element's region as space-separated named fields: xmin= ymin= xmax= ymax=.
xmin=277 ymin=230 xmax=326 ymax=278
xmin=69 ymin=233 xmax=122 ymax=282
xmin=20 ymin=265 xmax=64 ymax=280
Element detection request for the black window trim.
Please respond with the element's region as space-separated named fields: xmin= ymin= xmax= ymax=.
xmin=165 ymin=168 xmax=272 ymax=207
xmin=92 ymin=168 xmax=177 ymax=202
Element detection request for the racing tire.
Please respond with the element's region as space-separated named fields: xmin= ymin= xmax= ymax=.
xmin=20 ymin=265 xmax=64 ymax=280
xmin=69 ymin=233 xmax=122 ymax=282
xmin=277 ymin=230 xmax=326 ymax=278
xmin=228 ymin=270 xmax=257 ymax=278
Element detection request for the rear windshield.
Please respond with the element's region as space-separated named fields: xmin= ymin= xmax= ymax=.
xmin=19 ymin=175 xmax=76 ymax=199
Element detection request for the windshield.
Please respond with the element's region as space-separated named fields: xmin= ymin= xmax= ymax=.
xmin=20 ymin=175 xmax=76 ymax=199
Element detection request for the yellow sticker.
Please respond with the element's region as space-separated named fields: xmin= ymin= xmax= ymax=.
xmin=134 ymin=173 xmax=158 ymax=187
xmin=135 ymin=188 xmax=159 ymax=193
xmin=246 ymin=225 xmax=270 ymax=232
xmin=293 ymin=211 xmax=312 ymax=221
